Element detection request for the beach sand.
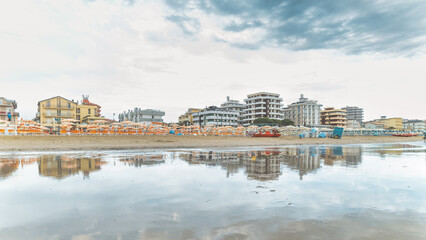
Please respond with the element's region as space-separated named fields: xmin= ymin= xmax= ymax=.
xmin=0 ymin=135 xmax=423 ymax=151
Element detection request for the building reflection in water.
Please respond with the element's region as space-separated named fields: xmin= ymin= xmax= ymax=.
xmin=180 ymin=145 xmax=362 ymax=181
xmin=370 ymin=144 xmax=421 ymax=156
xmin=1 ymin=145 xmax=363 ymax=181
xmin=119 ymin=154 xmax=166 ymax=167
xmin=0 ymin=157 xmax=39 ymax=179
xmin=38 ymin=155 xmax=106 ymax=179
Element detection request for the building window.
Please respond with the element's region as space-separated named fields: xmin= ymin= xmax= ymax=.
xmin=88 ymin=109 xmax=91 ymax=114
xmin=68 ymin=102 xmax=71 ymax=108
xmin=46 ymin=101 xmax=51 ymax=107
xmin=77 ymin=108 xmax=80 ymax=114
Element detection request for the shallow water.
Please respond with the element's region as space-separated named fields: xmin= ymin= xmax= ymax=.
xmin=1 ymin=142 xmax=425 ymax=240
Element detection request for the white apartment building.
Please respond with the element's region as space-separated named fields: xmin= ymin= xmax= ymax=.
xmin=283 ymin=94 xmax=322 ymax=127
xmin=242 ymin=92 xmax=283 ymax=126
xmin=192 ymin=106 xmax=239 ymax=127
xmin=342 ymin=106 xmax=364 ymax=123
xmin=119 ymin=108 xmax=165 ymax=124
xmin=403 ymin=119 xmax=425 ymax=132
xmin=220 ymin=96 xmax=245 ymax=125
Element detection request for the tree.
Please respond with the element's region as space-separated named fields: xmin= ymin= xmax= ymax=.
xmin=281 ymin=119 xmax=295 ymax=126
xmin=253 ymin=118 xmax=275 ymax=125
xmin=253 ymin=118 xmax=295 ymax=126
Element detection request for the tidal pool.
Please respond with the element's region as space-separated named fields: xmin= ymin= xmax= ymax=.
xmin=0 ymin=142 xmax=425 ymax=240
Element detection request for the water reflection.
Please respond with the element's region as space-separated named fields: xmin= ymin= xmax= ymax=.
xmin=0 ymin=144 xmax=421 ymax=182
xmin=38 ymin=155 xmax=106 ymax=179
xmin=0 ymin=143 xmax=425 ymax=240
xmin=0 ymin=146 xmax=367 ymax=181
xmin=119 ymin=154 xmax=166 ymax=167
xmin=0 ymin=156 xmax=38 ymax=179
xmin=180 ymin=145 xmax=362 ymax=180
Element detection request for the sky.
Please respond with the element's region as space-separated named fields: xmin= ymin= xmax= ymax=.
xmin=1 ymin=0 xmax=425 ymax=122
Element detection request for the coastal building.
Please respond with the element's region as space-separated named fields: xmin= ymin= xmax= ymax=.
xmin=76 ymin=95 xmax=101 ymax=123
xmin=346 ymin=120 xmax=361 ymax=129
xmin=220 ymin=96 xmax=246 ymax=125
xmin=0 ymin=97 xmax=19 ymax=124
xmin=403 ymin=119 xmax=425 ymax=131
xmin=375 ymin=116 xmax=403 ymax=130
xmin=36 ymin=96 xmax=77 ymax=131
xmin=242 ymin=92 xmax=283 ymax=126
xmin=118 ymin=108 xmax=165 ymax=124
xmin=283 ymin=94 xmax=322 ymax=127
xmin=364 ymin=122 xmax=385 ymax=129
xmin=342 ymin=106 xmax=364 ymax=123
xmin=178 ymin=108 xmax=203 ymax=125
xmin=320 ymin=107 xmax=347 ymax=127
xmin=192 ymin=106 xmax=239 ymax=127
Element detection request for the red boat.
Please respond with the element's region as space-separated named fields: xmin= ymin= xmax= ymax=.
xmin=392 ymin=133 xmax=418 ymax=137
xmin=251 ymin=131 xmax=281 ymax=137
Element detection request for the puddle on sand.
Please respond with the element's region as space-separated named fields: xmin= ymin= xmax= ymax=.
xmin=1 ymin=142 xmax=426 ymax=240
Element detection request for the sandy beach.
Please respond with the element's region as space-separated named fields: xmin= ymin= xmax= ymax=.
xmin=0 ymin=135 xmax=422 ymax=151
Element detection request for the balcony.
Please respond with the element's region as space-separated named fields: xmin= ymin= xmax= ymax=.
xmin=42 ymin=104 xmax=75 ymax=109
xmin=42 ymin=113 xmax=75 ymax=118
xmin=0 ymin=112 xmax=19 ymax=116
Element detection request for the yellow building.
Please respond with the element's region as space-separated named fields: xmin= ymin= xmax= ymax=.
xmin=76 ymin=95 xmax=101 ymax=123
xmin=376 ymin=117 xmax=403 ymax=130
xmin=320 ymin=107 xmax=347 ymax=127
xmin=178 ymin=108 xmax=203 ymax=125
xmin=37 ymin=96 xmax=77 ymax=131
xmin=38 ymin=155 xmax=104 ymax=179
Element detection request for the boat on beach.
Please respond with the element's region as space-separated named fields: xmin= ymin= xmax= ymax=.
xmin=251 ymin=130 xmax=281 ymax=137
xmin=392 ymin=133 xmax=418 ymax=137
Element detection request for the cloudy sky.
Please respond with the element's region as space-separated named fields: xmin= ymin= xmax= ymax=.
xmin=1 ymin=0 xmax=425 ymax=122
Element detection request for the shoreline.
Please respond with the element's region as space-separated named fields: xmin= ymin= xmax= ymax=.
xmin=0 ymin=135 xmax=423 ymax=152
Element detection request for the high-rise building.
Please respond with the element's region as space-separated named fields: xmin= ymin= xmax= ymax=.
xmin=242 ymin=92 xmax=283 ymax=126
xmin=283 ymin=94 xmax=322 ymax=126
xmin=0 ymin=97 xmax=19 ymax=124
xmin=220 ymin=96 xmax=245 ymax=125
xmin=342 ymin=106 xmax=364 ymax=123
xmin=320 ymin=107 xmax=347 ymax=127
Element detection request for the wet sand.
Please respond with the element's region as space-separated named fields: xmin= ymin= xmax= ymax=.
xmin=0 ymin=135 xmax=422 ymax=151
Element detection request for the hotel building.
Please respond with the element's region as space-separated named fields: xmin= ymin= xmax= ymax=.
xmin=375 ymin=116 xmax=403 ymax=130
xmin=178 ymin=108 xmax=203 ymax=125
xmin=242 ymin=92 xmax=283 ymax=126
xmin=0 ymin=97 xmax=19 ymax=124
xmin=192 ymin=106 xmax=239 ymax=127
xmin=76 ymin=95 xmax=102 ymax=123
xmin=119 ymin=108 xmax=165 ymax=124
xmin=320 ymin=107 xmax=347 ymax=127
xmin=342 ymin=106 xmax=364 ymax=123
xmin=283 ymin=94 xmax=322 ymax=126
xmin=36 ymin=96 xmax=77 ymax=131
xmin=403 ymin=119 xmax=425 ymax=131
xmin=220 ymin=96 xmax=246 ymax=125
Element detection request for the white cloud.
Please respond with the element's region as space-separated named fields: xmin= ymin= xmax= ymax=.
xmin=0 ymin=0 xmax=425 ymax=122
